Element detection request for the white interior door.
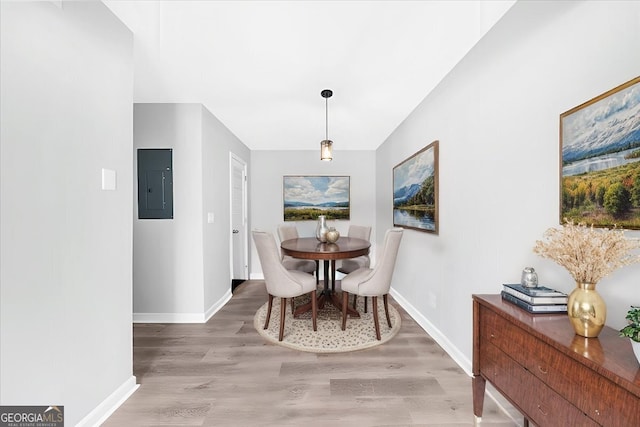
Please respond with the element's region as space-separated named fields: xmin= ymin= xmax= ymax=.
xmin=230 ymin=153 xmax=248 ymax=282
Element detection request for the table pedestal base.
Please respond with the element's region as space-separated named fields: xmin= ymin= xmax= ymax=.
xmin=294 ymin=290 xmax=360 ymax=318
xmin=293 ymin=260 xmax=360 ymax=318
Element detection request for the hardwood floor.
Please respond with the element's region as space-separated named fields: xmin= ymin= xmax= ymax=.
xmin=104 ymin=280 xmax=519 ymax=426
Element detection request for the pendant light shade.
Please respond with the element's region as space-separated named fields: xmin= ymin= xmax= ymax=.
xmin=320 ymin=89 xmax=333 ymax=161
xmin=320 ymin=139 xmax=333 ymax=161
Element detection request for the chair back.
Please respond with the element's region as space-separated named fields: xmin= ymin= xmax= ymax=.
xmin=338 ymin=225 xmax=372 ymax=271
xmin=252 ymin=230 xmax=304 ymax=297
xmin=277 ymin=224 xmax=300 ymax=259
xmin=361 ymin=228 xmax=403 ymax=295
xmin=277 ymin=224 xmax=299 ymax=242
xmin=348 ymin=225 xmax=371 ymax=241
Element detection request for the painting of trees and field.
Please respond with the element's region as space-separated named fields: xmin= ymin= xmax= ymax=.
xmin=561 ymin=77 xmax=640 ymax=229
xmin=283 ymin=176 xmax=350 ymax=221
xmin=393 ymin=140 xmax=439 ymax=233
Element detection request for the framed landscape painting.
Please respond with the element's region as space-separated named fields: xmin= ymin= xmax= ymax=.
xmin=283 ymin=176 xmax=350 ymax=221
xmin=393 ymin=140 xmax=439 ymax=234
xmin=560 ymin=76 xmax=640 ymax=229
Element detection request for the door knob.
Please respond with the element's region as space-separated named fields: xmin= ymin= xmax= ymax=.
xmin=232 ymin=229 xmax=239 ymax=234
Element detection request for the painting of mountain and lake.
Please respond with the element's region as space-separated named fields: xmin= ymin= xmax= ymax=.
xmin=393 ymin=140 xmax=439 ymax=234
xmin=283 ymin=176 xmax=350 ymax=221
xmin=561 ymin=76 xmax=640 ymax=229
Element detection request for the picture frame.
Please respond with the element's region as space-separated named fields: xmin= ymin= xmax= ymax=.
xmin=393 ymin=140 xmax=439 ymax=234
xmin=283 ymin=175 xmax=350 ymax=221
xmin=560 ymin=76 xmax=640 ymax=229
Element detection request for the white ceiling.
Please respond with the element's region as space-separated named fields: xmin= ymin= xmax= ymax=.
xmin=105 ymin=0 xmax=515 ymax=151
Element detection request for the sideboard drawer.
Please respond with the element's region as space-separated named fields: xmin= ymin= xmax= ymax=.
xmin=520 ymin=335 xmax=639 ymax=426
xmin=480 ymin=305 xmax=640 ymax=426
xmin=480 ymin=341 xmax=599 ymax=427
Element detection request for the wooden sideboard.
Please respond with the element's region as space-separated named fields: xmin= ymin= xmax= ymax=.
xmin=472 ymin=294 xmax=640 ymax=427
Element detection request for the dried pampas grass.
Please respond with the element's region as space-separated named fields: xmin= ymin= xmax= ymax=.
xmin=533 ymin=220 xmax=640 ymax=284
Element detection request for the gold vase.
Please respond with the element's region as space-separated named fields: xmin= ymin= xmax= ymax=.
xmin=567 ymin=282 xmax=606 ymax=338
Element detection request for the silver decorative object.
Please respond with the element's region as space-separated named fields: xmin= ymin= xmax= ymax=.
xmin=315 ymin=215 xmax=328 ymax=242
xmin=326 ymin=227 xmax=340 ymax=243
xmin=521 ymin=267 xmax=539 ymax=288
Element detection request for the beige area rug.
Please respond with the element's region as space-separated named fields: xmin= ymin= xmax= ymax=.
xmin=253 ymin=290 xmax=401 ymax=353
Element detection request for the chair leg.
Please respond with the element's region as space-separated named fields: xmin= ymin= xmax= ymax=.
xmin=372 ymin=296 xmax=381 ymax=340
xmin=352 ymin=295 xmax=357 ymax=310
xmin=311 ymin=290 xmax=317 ymax=331
xmin=291 ymin=297 xmax=295 ymax=315
xmin=315 ymin=260 xmax=320 ymax=285
xmin=383 ymin=294 xmax=392 ymax=328
xmin=264 ymin=294 xmax=274 ymax=330
xmin=279 ymin=297 xmax=286 ymax=341
xmin=341 ymin=291 xmax=349 ymax=331
xmin=364 ymin=296 xmax=368 ymax=313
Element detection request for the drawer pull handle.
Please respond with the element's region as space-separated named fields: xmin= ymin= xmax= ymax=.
xmin=537 ymin=405 xmax=548 ymax=416
xmin=537 ymin=365 xmax=548 ymax=374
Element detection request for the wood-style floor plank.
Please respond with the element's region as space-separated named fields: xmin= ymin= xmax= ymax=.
xmin=103 ymin=280 xmax=519 ymax=427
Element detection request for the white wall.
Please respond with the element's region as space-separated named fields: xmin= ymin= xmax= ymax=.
xmin=133 ymin=103 xmax=250 ymax=321
xmin=376 ymin=0 xmax=640 ymax=373
xmin=0 ymin=2 xmax=136 ymax=425
xmin=201 ymin=105 xmax=251 ymax=311
xmin=250 ymin=150 xmax=376 ymax=278
xmin=133 ymin=104 xmax=205 ymax=319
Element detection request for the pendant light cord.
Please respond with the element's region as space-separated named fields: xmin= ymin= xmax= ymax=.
xmin=325 ymin=96 xmax=329 ymax=141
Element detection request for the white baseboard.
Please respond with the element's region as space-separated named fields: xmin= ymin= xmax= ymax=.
xmin=76 ymin=375 xmax=138 ymax=427
xmin=204 ymin=289 xmax=232 ymax=322
xmin=133 ymin=289 xmax=232 ymax=323
xmin=390 ymin=287 xmax=520 ymax=425
xmin=133 ymin=311 xmax=207 ymax=323
xmin=390 ymin=287 xmax=473 ymax=376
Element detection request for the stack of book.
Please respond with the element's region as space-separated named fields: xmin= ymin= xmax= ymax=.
xmin=501 ymin=283 xmax=568 ymax=314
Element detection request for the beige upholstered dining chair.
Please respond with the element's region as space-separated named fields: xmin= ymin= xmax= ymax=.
xmin=337 ymin=225 xmax=372 ymax=308
xmin=277 ymin=224 xmax=319 ymax=284
xmin=252 ymin=230 xmax=317 ymax=341
xmin=340 ymin=228 xmax=403 ymax=340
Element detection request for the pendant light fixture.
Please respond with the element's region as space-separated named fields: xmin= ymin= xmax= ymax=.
xmin=320 ymin=89 xmax=333 ymax=161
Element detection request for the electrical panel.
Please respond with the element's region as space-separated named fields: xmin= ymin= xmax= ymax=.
xmin=137 ymin=149 xmax=173 ymax=219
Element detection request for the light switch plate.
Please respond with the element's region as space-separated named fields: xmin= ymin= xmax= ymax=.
xmin=207 ymin=212 xmax=215 ymax=223
xmin=102 ymin=168 xmax=116 ymax=191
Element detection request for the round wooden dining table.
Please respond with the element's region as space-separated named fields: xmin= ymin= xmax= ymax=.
xmin=280 ymin=236 xmax=370 ymax=318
